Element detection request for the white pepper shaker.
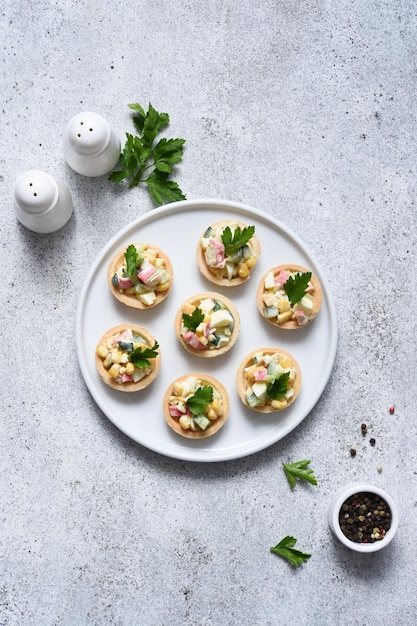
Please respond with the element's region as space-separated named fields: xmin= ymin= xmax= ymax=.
xmin=63 ymin=111 xmax=121 ymax=176
xmin=13 ymin=170 xmax=73 ymax=234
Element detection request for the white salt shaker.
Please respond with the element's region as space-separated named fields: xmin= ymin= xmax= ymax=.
xmin=63 ymin=111 xmax=121 ymax=176
xmin=13 ymin=170 xmax=73 ymax=234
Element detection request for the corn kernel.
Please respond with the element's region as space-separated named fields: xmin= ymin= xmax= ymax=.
xmin=110 ymin=349 xmax=123 ymax=364
xmin=211 ymin=399 xmax=223 ymax=415
xmin=271 ymin=399 xmax=288 ymax=410
xmin=280 ymin=357 xmax=292 ymax=369
xmin=155 ymin=280 xmax=170 ymax=292
xmin=183 ymin=303 xmax=195 ymax=315
xmin=179 ymin=415 xmax=192 ymax=430
xmin=108 ymin=364 xmax=121 ymax=378
xmin=207 ymin=408 xmax=217 ymax=420
xmin=245 ymin=256 xmax=257 ymax=269
xmin=97 ymin=345 xmax=108 ymax=359
xmin=277 ymin=311 xmax=292 ymax=323
xmin=277 ymin=300 xmax=291 ymax=313
xmin=237 ymin=263 xmax=250 ymax=278
xmin=126 ymin=362 xmax=135 ymax=375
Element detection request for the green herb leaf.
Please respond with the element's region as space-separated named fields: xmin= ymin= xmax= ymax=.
xmin=266 ymin=372 xmax=290 ymax=400
xmin=283 ymin=271 xmax=312 ymax=304
xmin=145 ymin=169 xmax=186 ymax=205
xmin=270 ymin=536 xmax=311 ymax=567
xmin=124 ymin=244 xmax=142 ymax=279
xmin=221 ymin=225 xmax=255 ymax=255
xmin=182 ymin=307 xmax=205 ymax=332
xmin=129 ymin=341 xmax=159 ymax=369
xmin=282 ymin=460 xmax=318 ymax=489
xmin=186 ymin=386 xmax=213 ymax=416
xmin=108 ymin=102 xmax=186 ymax=205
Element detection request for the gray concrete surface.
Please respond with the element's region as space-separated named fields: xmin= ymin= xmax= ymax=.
xmin=1 ymin=1 xmax=416 ymax=625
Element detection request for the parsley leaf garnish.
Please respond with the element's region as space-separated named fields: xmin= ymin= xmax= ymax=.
xmin=283 ymin=271 xmax=312 ymax=304
xmin=129 ymin=341 xmax=159 ymax=368
xmin=182 ymin=307 xmax=205 ymax=332
xmin=108 ymin=102 xmax=186 ymax=205
xmin=270 ymin=536 xmax=311 ymax=567
xmin=221 ymin=225 xmax=255 ymax=255
xmin=186 ymin=386 xmax=213 ymax=416
xmin=282 ymin=460 xmax=318 ymax=489
xmin=266 ymin=372 xmax=290 ymax=400
xmin=124 ymin=244 xmax=142 ymax=279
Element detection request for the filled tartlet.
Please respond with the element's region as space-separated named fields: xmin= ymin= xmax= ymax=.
xmin=163 ymin=373 xmax=229 ymax=438
xmin=174 ymin=292 xmax=240 ymax=357
xmin=107 ymin=242 xmax=173 ymax=308
xmin=236 ymin=347 xmax=302 ymax=413
xmin=196 ymin=220 xmax=261 ymax=286
xmin=95 ymin=324 xmax=161 ymax=391
xmin=257 ymin=264 xmax=322 ymax=329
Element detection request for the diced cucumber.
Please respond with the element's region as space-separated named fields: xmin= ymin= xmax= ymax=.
xmin=193 ymin=415 xmax=211 ymax=431
xmin=226 ymin=249 xmax=242 ymax=264
xmin=267 ymin=359 xmax=282 ymax=379
xmin=204 ymin=226 xmax=215 ymax=238
xmin=241 ymin=244 xmax=251 ymax=259
xmin=119 ymin=341 xmax=134 ymax=352
xmin=252 ymin=352 xmax=264 ymax=365
xmin=111 ymin=273 xmax=119 ymax=287
xmin=213 ymin=299 xmax=223 ymax=311
xmin=246 ymin=392 xmax=262 ymax=408
xmin=263 ymin=305 xmax=278 ymax=319
xmin=225 ymin=261 xmax=237 ymax=280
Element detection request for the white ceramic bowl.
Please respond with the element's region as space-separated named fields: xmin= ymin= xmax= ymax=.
xmin=328 ymin=483 xmax=399 ymax=553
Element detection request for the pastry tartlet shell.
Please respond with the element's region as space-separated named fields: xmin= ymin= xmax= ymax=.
xmin=236 ymin=347 xmax=302 ymax=413
xmin=257 ymin=263 xmax=322 ymax=329
xmin=107 ymin=242 xmax=174 ymax=309
xmin=163 ymin=373 xmax=230 ymax=439
xmin=196 ymin=220 xmax=261 ymax=287
xmin=95 ymin=323 xmax=161 ymax=392
xmin=174 ymin=291 xmax=241 ymax=358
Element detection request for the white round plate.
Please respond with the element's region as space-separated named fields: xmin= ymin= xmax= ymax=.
xmin=76 ymin=199 xmax=337 ymax=462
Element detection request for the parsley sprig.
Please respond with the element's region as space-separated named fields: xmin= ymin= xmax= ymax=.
xmin=282 ymin=460 xmax=318 ymax=489
xmin=129 ymin=341 xmax=159 ymax=368
xmin=124 ymin=244 xmax=143 ymax=279
xmin=182 ymin=307 xmax=205 ymax=332
xmin=267 ymin=372 xmax=290 ymax=400
xmin=283 ymin=271 xmax=312 ymax=304
xmin=221 ymin=225 xmax=255 ymax=255
xmin=108 ymin=103 xmax=186 ymax=205
xmin=270 ymin=536 xmax=311 ymax=567
xmin=186 ymin=386 xmax=213 ymax=415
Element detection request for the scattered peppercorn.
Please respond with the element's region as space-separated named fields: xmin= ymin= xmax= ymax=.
xmin=350 ymin=447 xmax=356 ymax=457
xmin=369 ymin=438 xmax=376 ymax=446
xmin=339 ymin=492 xmax=391 ymax=543
xmin=377 ymin=465 xmax=383 ymax=473
xmin=389 ymin=406 xmax=395 ymax=415
xmin=361 ymin=423 xmax=367 ymax=435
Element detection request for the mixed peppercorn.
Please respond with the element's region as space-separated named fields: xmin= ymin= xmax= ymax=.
xmin=339 ymin=492 xmax=392 ymax=543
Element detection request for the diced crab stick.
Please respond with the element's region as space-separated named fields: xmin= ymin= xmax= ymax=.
xmin=183 ymin=331 xmax=207 ymax=350
xmin=294 ymin=310 xmax=308 ymax=326
xmin=118 ymin=275 xmax=134 ymax=289
xmin=205 ymin=239 xmax=226 ymax=268
xmin=276 ymin=270 xmax=290 ymax=286
xmin=112 ymin=329 xmax=133 ymax=345
xmin=169 ymin=405 xmax=191 ymax=417
xmin=138 ymin=263 xmax=156 ymax=285
xmin=253 ymin=367 xmax=268 ymax=381
xmin=121 ymin=374 xmax=133 ymax=383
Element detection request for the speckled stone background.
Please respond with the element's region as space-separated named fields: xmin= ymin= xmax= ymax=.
xmin=1 ymin=1 xmax=416 ymax=625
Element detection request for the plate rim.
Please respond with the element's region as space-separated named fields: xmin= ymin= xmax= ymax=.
xmin=76 ymin=198 xmax=338 ymax=462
